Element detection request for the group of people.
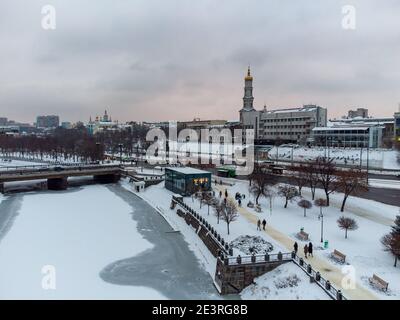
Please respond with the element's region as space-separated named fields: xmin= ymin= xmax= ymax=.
xmin=293 ymin=241 xmax=313 ymax=258
xmin=257 ymin=219 xmax=267 ymax=231
xmin=234 ymin=192 xmax=245 ymax=207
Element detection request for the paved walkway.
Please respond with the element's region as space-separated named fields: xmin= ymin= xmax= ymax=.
xmin=216 ymin=185 xmax=378 ymax=300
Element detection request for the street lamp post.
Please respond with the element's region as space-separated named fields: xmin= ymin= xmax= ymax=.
xmin=118 ymin=143 xmax=123 ymax=165
xmin=366 ymin=142 xmax=370 ymax=184
xmin=319 ymin=211 xmax=324 ymax=243
xmin=291 ymin=145 xmax=294 ymax=166
xmin=96 ymin=142 xmax=101 ymax=163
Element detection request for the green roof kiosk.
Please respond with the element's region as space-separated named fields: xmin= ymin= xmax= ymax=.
xmin=165 ymin=167 xmax=212 ymax=196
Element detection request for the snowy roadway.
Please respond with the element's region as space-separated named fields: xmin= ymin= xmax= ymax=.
xmin=369 ymin=179 xmax=400 ymax=190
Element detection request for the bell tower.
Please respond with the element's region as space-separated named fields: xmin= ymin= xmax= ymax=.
xmin=242 ymin=66 xmax=254 ymax=110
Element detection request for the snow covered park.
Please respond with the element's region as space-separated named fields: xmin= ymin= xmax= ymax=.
xmin=136 ymin=178 xmax=400 ymax=300
xmin=269 ymin=146 xmax=400 ymax=170
xmin=241 ymin=263 xmax=329 ymax=300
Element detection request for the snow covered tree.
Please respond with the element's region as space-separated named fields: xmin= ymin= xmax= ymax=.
xmin=212 ymin=199 xmax=224 ymax=224
xmin=336 ymin=169 xmax=368 ymax=212
xmin=297 ymin=199 xmax=312 ymax=217
xmin=249 ymin=173 xmax=277 ymax=205
xmin=303 ymin=161 xmax=319 ymax=200
xmin=220 ymin=198 xmax=239 ymax=235
xmin=381 ymin=216 xmax=400 ymax=267
xmin=278 ymin=185 xmax=299 ymax=208
xmin=337 ymin=216 xmax=358 ymax=239
xmin=314 ymin=198 xmax=328 ymax=216
xmin=315 ymin=157 xmax=338 ymax=206
xmin=202 ymin=193 xmax=214 ymax=215
xmin=290 ymin=165 xmax=308 ymax=196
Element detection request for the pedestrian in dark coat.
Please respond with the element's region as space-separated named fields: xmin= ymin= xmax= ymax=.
xmin=257 ymin=220 xmax=261 ymax=231
xmin=238 ymin=199 xmax=242 ymax=207
xmin=219 ymin=191 xmax=222 ymax=198
xmin=225 ymin=189 xmax=228 ymax=198
xmin=293 ymin=242 xmax=298 ymax=254
xmin=308 ymin=242 xmax=313 ymax=257
xmin=262 ymin=219 xmax=267 ymax=230
xmin=304 ymin=244 xmax=308 ymax=258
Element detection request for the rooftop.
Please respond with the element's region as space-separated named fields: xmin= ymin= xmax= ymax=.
xmin=313 ymin=126 xmax=370 ymax=131
xmin=166 ymin=166 xmax=211 ymax=175
xmin=263 ymin=105 xmax=320 ymax=114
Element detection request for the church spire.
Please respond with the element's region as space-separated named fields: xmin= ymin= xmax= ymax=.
xmin=243 ymin=66 xmax=254 ymax=110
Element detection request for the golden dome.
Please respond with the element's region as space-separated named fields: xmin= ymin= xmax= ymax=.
xmin=245 ymin=66 xmax=253 ymax=81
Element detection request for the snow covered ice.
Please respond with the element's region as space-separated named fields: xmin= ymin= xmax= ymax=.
xmin=0 ymin=184 xmax=219 ymax=299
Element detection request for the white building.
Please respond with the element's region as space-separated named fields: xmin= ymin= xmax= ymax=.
xmin=239 ymin=67 xmax=327 ymax=145
xmin=312 ymin=125 xmax=384 ymax=148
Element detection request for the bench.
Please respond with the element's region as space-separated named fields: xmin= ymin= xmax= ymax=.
xmin=297 ymin=230 xmax=309 ymax=241
xmin=331 ymin=249 xmax=346 ymax=263
xmin=369 ymin=274 xmax=389 ymax=291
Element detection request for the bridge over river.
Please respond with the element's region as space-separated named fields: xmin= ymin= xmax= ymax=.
xmin=0 ymin=165 xmax=126 ymax=192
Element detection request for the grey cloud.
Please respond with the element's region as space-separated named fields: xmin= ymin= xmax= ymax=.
xmin=0 ymin=0 xmax=399 ymax=123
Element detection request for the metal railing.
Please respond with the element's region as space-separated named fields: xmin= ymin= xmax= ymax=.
xmin=172 ymin=195 xmax=229 ymax=255
xmin=292 ymin=254 xmax=347 ymax=300
xmin=221 ymin=252 xmax=293 ymax=266
xmin=172 ymin=195 xmax=347 ymax=301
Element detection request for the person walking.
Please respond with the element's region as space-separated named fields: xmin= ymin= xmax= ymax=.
xmin=225 ymin=189 xmax=228 ymax=198
xmin=304 ymin=244 xmax=308 ymax=259
xmin=262 ymin=219 xmax=267 ymax=230
xmin=238 ymin=198 xmax=242 ymax=207
xmin=257 ymin=220 xmax=261 ymax=231
xmin=219 ymin=190 xmax=222 ymax=198
xmin=293 ymin=242 xmax=298 ymax=255
xmin=308 ymin=242 xmax=313 ymax=257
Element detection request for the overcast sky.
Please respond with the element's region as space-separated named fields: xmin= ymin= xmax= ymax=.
xmin=0 ymin=0 xmax=399 ymax=123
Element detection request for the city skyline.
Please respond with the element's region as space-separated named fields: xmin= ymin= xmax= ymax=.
xmin=0 ymin=0 xmax=399 ymax=123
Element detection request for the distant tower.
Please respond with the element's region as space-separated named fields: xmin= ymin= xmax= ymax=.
xmin=243 ymin=66 xmax=254 ymax=110
xmin=103 ymin=110 xmax=109 ymax=122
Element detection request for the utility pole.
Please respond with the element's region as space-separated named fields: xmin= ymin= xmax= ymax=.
xmin=118 ymin=143 xmax=123 ymax=165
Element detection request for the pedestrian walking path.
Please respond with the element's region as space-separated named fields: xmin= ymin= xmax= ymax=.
xmin=215 ymin=185 xmax=378 ymax=300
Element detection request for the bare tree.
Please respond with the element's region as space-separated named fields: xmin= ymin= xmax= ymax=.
xmin=381 ymin=216 xmax=400 ymax=267
xmin=314 ymin=198 xmax=328 ymax=216
xmin=303 ymin=162 xmax=319 ymax=200
xmin=202 ymin=193 xmax=214 ymax=215
xmin=212 ymin=199 xmax=224 ymax=224
xmin=290 ymin=165 xmax=308 ymax=196
xmin=278 ymin=185 xmax=299 ymax=208
xmin=337 ymin=216 xmax=358 ymax=239
xmin=249 ymin=173 xmax=277 ymax=205
xmin=315 ymin=157 xmax=338 ymax=206
xmin=336 ymin=169 xmax=368 ymax=212
xmin=298 ymin=199 xmax=312 ymax=217
xmin=220 ymin=198 xmax=239 ymax=235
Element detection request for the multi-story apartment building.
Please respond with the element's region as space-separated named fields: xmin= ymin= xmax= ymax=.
xmin=36 ymin=115 xmax=60 ymax=128
xmin=239 ymin=67 xmax=327 ymax=145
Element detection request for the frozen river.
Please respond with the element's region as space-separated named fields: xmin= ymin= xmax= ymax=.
xmin=0 ymin=184 xmax=220 ymax=299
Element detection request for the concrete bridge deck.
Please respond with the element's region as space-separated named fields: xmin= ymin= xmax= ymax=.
xmin=0 ymin=165 xmax=123 ymax=183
